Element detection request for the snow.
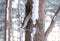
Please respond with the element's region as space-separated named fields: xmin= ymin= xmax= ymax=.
xmin=31 ymin=0 xmax=39 ymax=25
xmin=12 ymin=0 xmax=18 ymax=8
xmin=31 ymin=28 xmax=37 ymax=41
xmin=20 ymin=0 xmax=27 ymax=4
xmin=19 ymin=0 xmax=27 ymax=41
xmin=20 ymin=1 xmax=24 ymax=4
xmin=19 ymin=0 xmax=26 ymax=23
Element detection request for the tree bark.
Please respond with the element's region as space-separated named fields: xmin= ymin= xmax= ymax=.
xmin=33 ymin=1 xmax=60 ymax=41
xmin=33 ymin=0 xmax=46 ymax=41
xmin=4 ymin=0 xmax=8 ymax=41
xmin=7 ymin=0 xmax=12 ymax=41
xmin=25 ymin=0 xmax=32 ymax=41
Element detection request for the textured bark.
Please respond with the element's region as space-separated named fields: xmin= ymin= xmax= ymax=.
xmin=25 ymin=19 xmax=32 ymax=41
xmin=4 ymin=4 xmax=7 ymax=41
xmin=33 ymin=1 xmax=60 ymax=41
xmin=25 ymin=0 xmax=32 ymax=41
xmin=7 ymin=0 xmax=12 ymax=41
xmin=4 ymin=0 xmax=7 ymax=41
xmin=33 ymin=0 xmax=46 ymax=41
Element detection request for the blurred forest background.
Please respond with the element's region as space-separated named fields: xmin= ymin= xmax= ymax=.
xmin=0 ymin=0 xmax=60 ymax=41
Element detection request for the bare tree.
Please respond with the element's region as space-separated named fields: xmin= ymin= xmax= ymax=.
xmin=24 ymin=0 xmax=60 ymax=41
xmin=3 ymin=0 xmax=60 ymax=41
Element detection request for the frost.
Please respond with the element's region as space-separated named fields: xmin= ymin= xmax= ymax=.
xmin=19 ymin=0 xmax=27 ymax=23
xmin=31 ymin=0 xmax=39 ymax=25
xmin=12 ymin=0 xmax=18 ymax=8
xmin=31 ymin=28 xmax=37 ymax=41
xmin=19 ymin=0 xmax=27 ymax=41
xmin=20 ymin=0 xmax=27 ymax=4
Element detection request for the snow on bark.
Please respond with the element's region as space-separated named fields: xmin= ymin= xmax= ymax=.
xmin=18 ymin=0 xmax=27 ymax=41
xmin=12 ymin=0 xmax=18 ymax=8
xmin=31 ymin=0 xmax=39 ymax=25
xmin=10 ymin=0 xmax=20 ymax=41
xmin=31 ymin=28 xmax=37 ymax=41
xmin=19 ymin=0 xmax=27 ymax=23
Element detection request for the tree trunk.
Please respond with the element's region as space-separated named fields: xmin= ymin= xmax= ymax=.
xmin=8 ymin=0 xmax=12 ymax=41
xmin=4 ymin=0 xmax=7 ymax=41
xmin=33 ymin=0 xmax=46 ymax=41
xmin=25 ymin=0 xmax=32 ymax=41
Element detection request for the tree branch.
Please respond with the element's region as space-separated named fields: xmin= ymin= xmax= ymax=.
xmin=44 ymin=6 xmax=60 ymax=37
